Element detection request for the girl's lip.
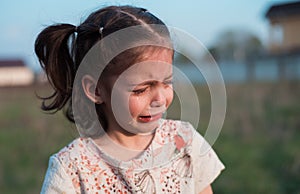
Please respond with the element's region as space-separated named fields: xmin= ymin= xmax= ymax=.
xmin=138 ymin=112 xmax=163 ymax=123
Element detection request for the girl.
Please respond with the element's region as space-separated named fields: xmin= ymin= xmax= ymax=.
xmin=35 ymin=5 xmax=224 ymax=194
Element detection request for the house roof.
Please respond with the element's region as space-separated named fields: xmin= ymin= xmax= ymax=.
xmin=0 ymin=59 xmax=27 ymax=68
xmin=265 ymin=1 xmax=300 ymax=19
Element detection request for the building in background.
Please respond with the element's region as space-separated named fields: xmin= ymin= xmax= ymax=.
xmin=0 ymin=59 xmax=34 ymax=87
xmin=266 ymin=1 xmax=300 ymax=54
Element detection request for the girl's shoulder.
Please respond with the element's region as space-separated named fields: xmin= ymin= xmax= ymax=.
xmin=52 ymin=137 xmax=95 ymax=166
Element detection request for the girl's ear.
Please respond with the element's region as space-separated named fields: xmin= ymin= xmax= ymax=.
xmin=81 ymin=75 xmax=103 ymax=104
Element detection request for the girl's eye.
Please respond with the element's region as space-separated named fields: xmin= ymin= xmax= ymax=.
xmin=132 ymin=87 xmax=147 ymax=95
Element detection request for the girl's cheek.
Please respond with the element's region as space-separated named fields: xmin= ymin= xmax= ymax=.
xmin=166 ymin=88 xmax=174 ymax=108
xmin=128 ymin=96 xmax=145 ymax=115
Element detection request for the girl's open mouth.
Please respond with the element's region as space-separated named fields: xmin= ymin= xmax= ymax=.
xmin=138 ymin=113 xmax=163 ymax=123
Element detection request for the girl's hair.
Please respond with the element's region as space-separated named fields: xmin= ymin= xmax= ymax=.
xmin=35 ymin=5 xmax=173 ymax=136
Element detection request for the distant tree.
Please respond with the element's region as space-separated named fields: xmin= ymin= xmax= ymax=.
xmin=208 ymin=29 xmax=264 ymax=62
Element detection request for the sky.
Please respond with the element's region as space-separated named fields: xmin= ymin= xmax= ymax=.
xmin=0 ymin=0 xmax=292 ymax=71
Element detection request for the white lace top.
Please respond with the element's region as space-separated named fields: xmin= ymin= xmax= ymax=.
xmin=41 ymin=119 xmax=225 ymax=193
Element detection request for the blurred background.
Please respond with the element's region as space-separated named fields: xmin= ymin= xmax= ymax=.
xmin=0 ymin=0 xmax=300 ymax=193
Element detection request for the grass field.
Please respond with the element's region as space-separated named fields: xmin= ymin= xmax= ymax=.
xmin=0 ymin=82 xmax=299 ymax=193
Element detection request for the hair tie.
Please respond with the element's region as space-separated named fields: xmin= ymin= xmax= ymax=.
xmin=99 ymin=27 xmax=104 ymax=34
xmin=99 ymin=27 xmax=104 ymax=38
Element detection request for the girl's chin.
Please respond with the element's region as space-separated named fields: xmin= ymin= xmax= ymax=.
xmin=125 ymin=119 xmax=161 ymax=135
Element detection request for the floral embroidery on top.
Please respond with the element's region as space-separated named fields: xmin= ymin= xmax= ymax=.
xmin=174 ymin=134 xmax=186 ymax=153
xmin=41 ymin=119 xmax=225 ymax=194
xmin=134 ymin=170 xmax=156 ymax=193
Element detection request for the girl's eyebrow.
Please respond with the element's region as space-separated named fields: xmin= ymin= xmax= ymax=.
xmin=164 ymin=74 xmax=173 ymax=80
xmin=129 ymin=74 xmax=173 ymax=86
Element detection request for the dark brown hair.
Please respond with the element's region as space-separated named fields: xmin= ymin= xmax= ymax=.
xmin=34 ymin=5 xmax=173 ymax=136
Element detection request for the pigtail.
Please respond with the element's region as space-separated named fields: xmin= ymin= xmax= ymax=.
xmin=35 ymin=24 xmax=76 ymax=118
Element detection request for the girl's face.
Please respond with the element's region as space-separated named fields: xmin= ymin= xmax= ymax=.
xmin=103 ymin=49 xmax=173 ymax=135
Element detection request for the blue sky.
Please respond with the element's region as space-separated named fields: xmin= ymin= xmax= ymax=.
xmin=0 ymin=0 xmax=290 ymax=71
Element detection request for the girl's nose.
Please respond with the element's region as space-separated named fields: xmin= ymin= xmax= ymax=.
xmin=150 ymin=86 xmax=166 ymax=107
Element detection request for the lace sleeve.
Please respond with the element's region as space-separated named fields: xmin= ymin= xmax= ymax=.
xmin=190 ymin=125 xmax=225 ymax=193
xmin=40 ymin=155 xmax=77 ymax=194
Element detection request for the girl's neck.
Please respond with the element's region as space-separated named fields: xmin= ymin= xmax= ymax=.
xmin=93 ymin=126 xmax=155 ymax=161
xmin=106 ymin=128 xmax=155 ymax=151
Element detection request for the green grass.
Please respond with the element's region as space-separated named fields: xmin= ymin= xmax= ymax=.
xmin=0 ymin=85 xmax=77 ymax=194
xmin=0 ymin=82 xmax=299 ymax=193
xmin=213 ymin=82 xmax=300 ymax=194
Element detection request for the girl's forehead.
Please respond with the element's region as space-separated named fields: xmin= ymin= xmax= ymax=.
xmin=102 ymin=48 xmax=173 ymax=87
xmin=118 ymin=60 xmax=173 ymax=85
xmin=140 ymin=48 xmax=173 ymax=63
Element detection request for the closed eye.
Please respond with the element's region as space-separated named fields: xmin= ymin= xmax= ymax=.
xmin=132 ymin=87 xmax=148 ymax=95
